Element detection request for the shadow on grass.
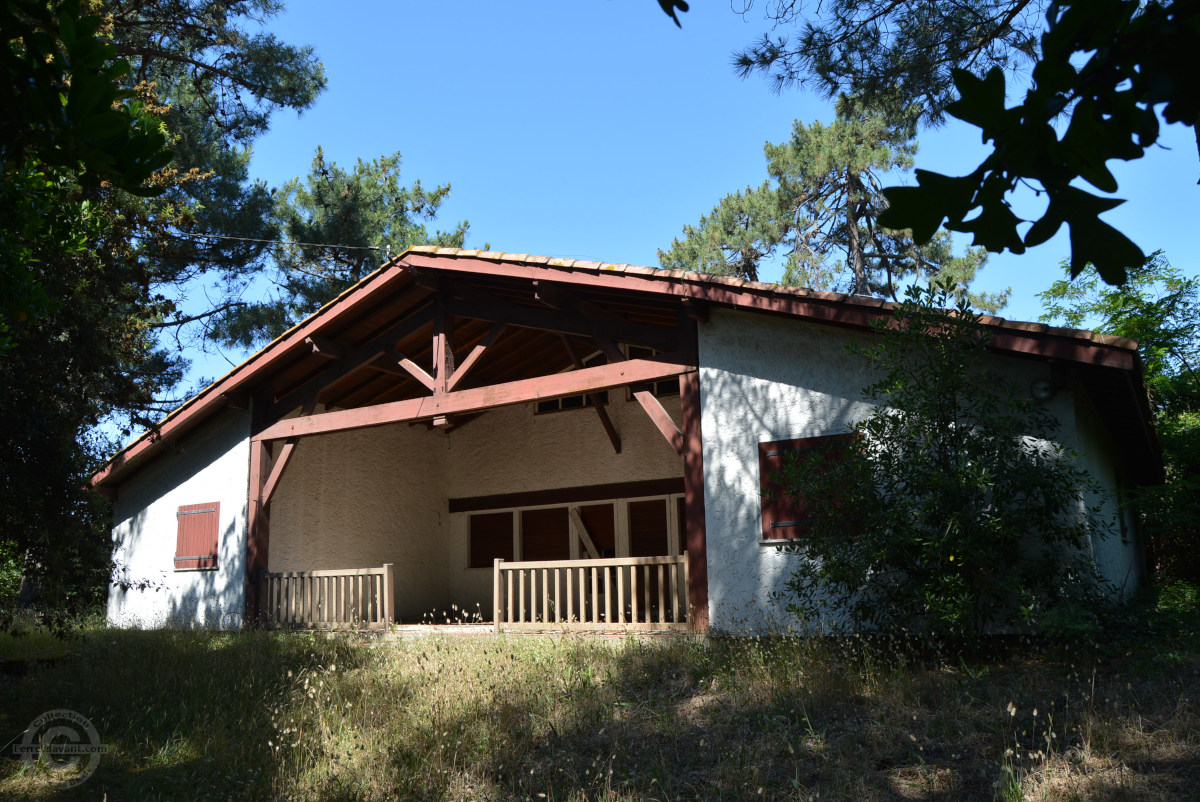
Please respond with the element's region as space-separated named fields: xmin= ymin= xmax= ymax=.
xmin=2 ymin=627 xmax=1197 ymax=801
xmin=0 ymin=627 xmax=360 ymax=801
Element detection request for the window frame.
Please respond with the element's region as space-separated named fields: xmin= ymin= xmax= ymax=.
xmin=534 ymin=350 xmax=609 ymax=414
xmin=174 ymin=501 xmax=221 ymax=571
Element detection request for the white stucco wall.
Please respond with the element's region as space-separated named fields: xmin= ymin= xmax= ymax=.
xmin=107 ymin=409 xmax=250 ymax=630
xmin=697 ymin=310 xmax=877 ymax=633
xmin=696 ymin=308 xmax=1136 ymax=633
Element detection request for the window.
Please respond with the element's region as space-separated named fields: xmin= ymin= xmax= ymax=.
xmin=676 ymin=496 xmax=688 ymax=555
xmin=536 ymin=351 xmax=608 ymax=413
xmin=626 ymin=345 xmax=680 ymax=398
xmin=576 ymin=503 xmax=616 ymax=558
xmin=469 ymin=511 xmax=514 ymax=568
xmin=520 ymin=507 xmax=571 ymax=561
xmin=758 ymin=434 xmax=854 ymax=542
xmin=628 ymin=499 xmax=670 ymax=557
xmin=174 ymin=502 xmax=220 ymax=569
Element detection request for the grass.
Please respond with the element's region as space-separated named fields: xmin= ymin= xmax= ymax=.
xmin=1 ymin=585 xmax=1198 ymax=801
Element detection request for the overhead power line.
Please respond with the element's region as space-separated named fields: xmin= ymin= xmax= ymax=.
xmin=182 ymin=231 xmax=390 ymax=258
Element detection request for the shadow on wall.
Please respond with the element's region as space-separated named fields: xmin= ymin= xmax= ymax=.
xmin=698 ymin=344 xmax=872 ymax=635
xmin=107 ymin=411 xmax=250 ymax=630
xmin=111 ymin=505 xmax=248 ymax=631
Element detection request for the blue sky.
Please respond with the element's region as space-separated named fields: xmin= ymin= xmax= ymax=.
xmin=193 ymin=0 xmax=1197 ymax=378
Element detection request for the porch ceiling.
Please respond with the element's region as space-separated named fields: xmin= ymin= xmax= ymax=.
xmin=259 ymin=270 xmax=686 ymax=421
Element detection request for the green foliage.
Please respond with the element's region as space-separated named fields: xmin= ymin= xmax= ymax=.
xmin=1 ymin=0 xmax=171 ymax=354
xmin=0 ymin=163 xmax=173 ymax=632
xmin=1 ymin=0 xmax=171 ymax=190
xmin=1038 ymin=253 xmax=1200 ymax=581
xmin=1 ymin=1 xmax=179 ymax=631
xmin=660 ymin=98 xmax=1004 ymax=310
xmin=98 ymin=0 xmax=328 ymax=394
xmin=211 ymin=148 xmax=471 ymax=347
xmin=733 ymin=0 xmax=1044 ymax=125
xmin=879 ymin=0 xmax=1200 ymax=284
xmin=780 ymin=286 xmax=1110 ymax=649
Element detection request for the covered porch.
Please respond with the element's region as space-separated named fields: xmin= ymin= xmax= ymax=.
xmin=245 ymin=250 xmax=710 ymax=633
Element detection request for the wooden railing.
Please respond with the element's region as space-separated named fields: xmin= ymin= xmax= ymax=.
xmin=493 ymin=555 xmax=689 ymax=632
xmin=260 ymin=564 xmax=394 ymax=630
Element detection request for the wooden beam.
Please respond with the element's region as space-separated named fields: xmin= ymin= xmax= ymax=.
xmin=570 ymin=507 xmax=601 ymax=559
xmin=449 ymin=477 xmax=684 ymax=514
xmin=681 ymin=297 xmax=709 ymax=322
xmin=448 ymin=295 xmax=678 ymax=353
xmin=678 ymin=317 xmax=709 ymax=631
xmin=432 ymin=288 xmax=451 ymax=393
xmin=245 ymin=390 xmax=273 ymax=624
xmin=446 ymin=321 xmax=506 ymax=392
xmin=383 ymin=346 xmax=438 ymax=393
xmin=266 ymin=305 xmax=434 ymax=422
xmin=255 ymin=351 xmax=696 ymax=441
xmin=260 ymin=397 xmax=317 ymax=506
xmin=534 ymin=280 xmax=626 ymax=322
xmin=632 ymin=388 xmax=684 ymax=457
xmin=305 ymin=335 xmax=345 ymax=359
xmin=562 ymin=336 xmax=621 ymax=454
xmin=593 ymin=338 xmax=683 ymax=457
xmin=221 ymin=392 xmax=249 ymax=409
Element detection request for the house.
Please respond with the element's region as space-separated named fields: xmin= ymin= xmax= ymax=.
xmin=95 ymin=248 xmax=1161 ymax=633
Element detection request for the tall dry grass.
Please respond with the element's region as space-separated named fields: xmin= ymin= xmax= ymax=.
xmin=1 ymin=590 xmax=1197 ymax=800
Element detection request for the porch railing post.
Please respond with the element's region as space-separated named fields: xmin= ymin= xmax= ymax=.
xmin=493 ymin=559 xmax=503 ymax=634
xmin=383 ymin=563 xmax=395 ymax=629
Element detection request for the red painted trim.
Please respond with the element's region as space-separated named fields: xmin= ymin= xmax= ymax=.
xmin=93 ymin=264 xmax=413 ymax=488
xmin=403 ymin=253 xmax=1138 ymax=370
xmin=678 ymin=319 xmax=708 ymax=631
xmin=244 ymin=435 xmax=270 ymax=623
xmin=448 ymin=477 xmax=685 ymax=513
xmin=254 ymin=351 xmax=697 ymax=442
xmin=94 ymin=250 xmax=1145 ymax=493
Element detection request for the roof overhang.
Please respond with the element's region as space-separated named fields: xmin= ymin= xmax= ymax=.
xmin=92 ymin=247 xmax=1162 ymax=492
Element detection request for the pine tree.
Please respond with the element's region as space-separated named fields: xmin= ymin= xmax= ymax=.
xmin=211 ymin=149 xmax=471 ymax=348
xmin=660 ymin=98 xmax=1004 ymax=310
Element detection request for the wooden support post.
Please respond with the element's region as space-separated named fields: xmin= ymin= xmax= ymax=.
xmin=432 ymin=283 xmax=454 ymax=394
xmin=678 ymin=316 xmax=709 ymax=631
xmin=493 ymin=559 xmax=503 ymax=632
xmin=245 ymin=435 xmax=271 ymax=625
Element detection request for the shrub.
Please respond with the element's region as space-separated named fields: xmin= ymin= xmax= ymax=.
xmin=779 ymin=286 xmax=1112 ymax=650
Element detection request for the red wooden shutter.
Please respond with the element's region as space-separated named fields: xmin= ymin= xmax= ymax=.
xmin=469 ymin=511 xmax=514 ymax=567
xmin=759 ymin=435 xmax=854 ymax=541
xmin=175 ymin=502 xmax=220 ymax=569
